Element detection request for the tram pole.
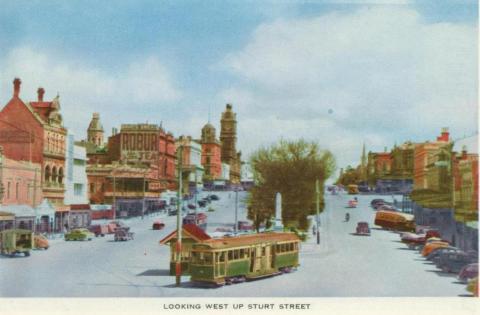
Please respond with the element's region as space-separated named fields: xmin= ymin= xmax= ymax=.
xmin=175 ymin=145 xmax=183 ymax=286
xmin=315 ymin=179 xmax=320 ymax=245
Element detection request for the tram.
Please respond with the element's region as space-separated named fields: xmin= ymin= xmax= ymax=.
xmin=189 ymin=232 xmax=300 ymax=285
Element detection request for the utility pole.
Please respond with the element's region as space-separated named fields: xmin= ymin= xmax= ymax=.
xmin=112 ymin=171 xmax=116 ymax=221
xmin=142 ymin=171 xmax=146 ymax=220
xmin=315 ymin=179 xmax=320 ymax=245
xmin=175 ymin=145 xmax=183 ymax=287
xmin=234 ymin=188 xmax=238 ymax=235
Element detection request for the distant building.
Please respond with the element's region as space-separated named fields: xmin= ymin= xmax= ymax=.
xmin=200 ymin=123 xmax=222 ymax=181
xmin=176 ymin=136 xmax=204 ymax=195
xmin=220 ymin=104 xmax=241 ymax=185
xmin=241 ymin=162 xmax=254 ymax=190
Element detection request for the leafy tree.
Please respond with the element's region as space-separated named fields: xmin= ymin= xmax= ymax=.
xmin=248 ymin=139 xmax=336 ymax=231
xmin=336 ymin=165 xmax=360 ymax=186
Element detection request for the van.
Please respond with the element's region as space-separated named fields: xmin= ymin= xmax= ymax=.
xmin=374 ymin=210 xmax=415 ymax=232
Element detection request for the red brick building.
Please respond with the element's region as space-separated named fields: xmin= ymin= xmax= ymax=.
xmin=0 ymin=78 xmax=67 ymax=206
xmin=1 ymin=156 xmax=42 ymax=207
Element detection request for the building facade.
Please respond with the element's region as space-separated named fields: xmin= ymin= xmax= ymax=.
xmin=0 ymin=79 xmax=67 ymax=206
xmin=200 ymin=123 xmax=222 ymax=181
xmin=176 ymin=136 xmax=204 ymax=195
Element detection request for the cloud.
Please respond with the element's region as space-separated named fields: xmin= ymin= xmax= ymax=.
xmin=219 ymin=6 xmax=477 ymax=175
xmin=0 ymin=47 xmax=182 ymax=138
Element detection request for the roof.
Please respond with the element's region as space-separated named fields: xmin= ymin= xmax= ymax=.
xmin=30 ymin=101 xmax=53 ymax=108
xmin=159 ymin=224 xmax=211 ymax=245
xmin=198 ymin=232 xmax=300 ymax=249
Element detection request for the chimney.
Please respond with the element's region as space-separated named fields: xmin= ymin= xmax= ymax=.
xmin=37 ymin=87 xmax=45 ymax=101
xmin=13 ymin=78 xmax=21 ymax=97
xmin=437 ymin=127 xmax=450 ymax=142
xmin=462 ymin=145 xmax=468 ymax=159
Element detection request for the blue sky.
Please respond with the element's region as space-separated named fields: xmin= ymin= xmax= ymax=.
xmin=0 ymin=0 xmax=478 ymax=176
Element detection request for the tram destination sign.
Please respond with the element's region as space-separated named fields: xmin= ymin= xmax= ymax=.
xmin=0 ymin=130 xmax=33 ymax=143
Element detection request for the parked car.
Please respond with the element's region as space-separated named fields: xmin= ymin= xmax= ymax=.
xmin=436 ymin=251 xmax=478 ymax=273
xmin=88 ymin=224 xmax=110 ymax=237
xmin=34 ymin=234 xmax=49 ymax=250
xmin=401 ymin=229 xmax=441 ymax=249
xmin=198 ymin=200 xmax=207 ymax=208
xmin=65 ymin=228 xmax=94 ymax=241
xmin=376 ymin=204 xmax=398 ymax=211
xmin=374 ymin=210 xmax=415 ymax=232
xmin=458 ymin=263 xmax=478 ymax=283
xmin=466 ymin=277 xmax=479 ymax=297
xmin=187 ymin=204 xmax=196 ymax=210
xmin=152 ymin=220 xmax=165 ymax=230
xmin=210 ymin=194 xmax=219 ymax=201
xmin=355 ymin=222 xmax=371 ymax=236
xmin=0 ymin=229 xmax=33 ymax=257
xmin=421 ymin=241 xmax=450 ymax=257
xmin=426 ymin=246 xmax=461 ymax=261
xmin=370 ymin=199 xmax=385 ymax=207
xmin=114 ymin=228 xmax=134 ymax=241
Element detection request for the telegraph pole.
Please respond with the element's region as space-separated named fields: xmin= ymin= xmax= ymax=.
xmin=315 ymin=179 xmax=320 ymax=245
xmin=234 ymin=188 xmax=238 ymax=235
xmin=175 ymin=145 xmax=183 ymax=286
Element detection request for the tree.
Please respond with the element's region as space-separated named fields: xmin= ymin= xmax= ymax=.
xmin=248 ymin=139 xmax=336 ymax=231
xmin=336 ymin=165 xmax=360 ymax=186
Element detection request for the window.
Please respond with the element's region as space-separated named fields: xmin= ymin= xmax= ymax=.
xmin=228 ymin=250 xmax=233 ymax=260
xmin=74 ymin=184 xmax=83 ymax=196
xmin=90 ymin=183 xmax=95 ymax=193
xmin=7 ymin=182 xmax=11 ymax=199
xmin=15 ymin=182 xmax=19 ymax=199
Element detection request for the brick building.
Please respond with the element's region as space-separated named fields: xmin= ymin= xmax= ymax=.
xmin=0 ymin=79 xmax=67 ymax=207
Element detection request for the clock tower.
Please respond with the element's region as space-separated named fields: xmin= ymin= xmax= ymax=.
xmin=220 ymin=103 xmax=237 ymax=164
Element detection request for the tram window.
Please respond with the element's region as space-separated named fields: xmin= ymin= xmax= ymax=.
xmin=239 ymin=248 xmax=245 ymax=258
xmin=262 ymin=247 xmax=266 ymax=256
xmin=228 ymin=250 xmax=233 ymax=260
xmin=235 ymin=250 xmax=240 ymax=260
xmin=218 ymin=252 xmax=225 ymax=262
xmin=204 ymin=253 xmax=212 ymax=264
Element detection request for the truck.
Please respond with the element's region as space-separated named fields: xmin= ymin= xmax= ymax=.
xmin=0 ymin=229 xmax=34 ymax=257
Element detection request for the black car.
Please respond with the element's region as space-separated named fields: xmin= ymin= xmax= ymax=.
xmin=198 ymin=200 xmax=207 ymax=207
xmin=370 ymin=199 xmax=386 ymax=209
xmin=427 ymin=246 xmax=462 ymax=261
xmin=210 ymin=194 xmax=220 ymax=201
xmin=168 ymin=207 xmax=177 ymax=216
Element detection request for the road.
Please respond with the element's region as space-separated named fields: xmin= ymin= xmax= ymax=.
xmin=0 ymin=191 xmax=470 ymax=297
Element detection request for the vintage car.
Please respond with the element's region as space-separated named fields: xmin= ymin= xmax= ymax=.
xmin=183 ymin=213 xmax=207 ymax=230
xmin=108 ymin=221 xmax=129 ymax=233
xmin=152 ymin=220 xmax=165 ymax=230
xmin=421 ymin=240 xmax=450 ymax=257
xmin=347 ymin=200 xmax=358 ymax=208
xmin=466 ymin=277 xmax=479 ymax=297
xmin=370 ymin=199 xmax=386 ymax=208
xmin=210 ymin=194 xmax=220 ymax=201
xmin=0 ymin=229 xmax=34 ymax=257
xmin=436 ymin=252 xmax=478 ymax=273
xmin=374 ymin=210 xmax=415 ymax=232
xmin=400 ymin=229 xmax=441 ymax=249
xmin=458 ymin=263 xmax=478 ymax=283
xmin=198 ymin=200 xmax=207 ymax=208
xmin=88 ymin=224 xmax=110 ymax=237
xmin=355 ymin=222 xmax=370 ymax=236
xmin=426 ymin=246 xmax=461 ymax=261
xmin=65 ymin=228 xmax=94 ymax=241
xmin=34 ymin=234 xmax=49 ymax=250
xmin=114 ymin=228 xmax=134 ymax=241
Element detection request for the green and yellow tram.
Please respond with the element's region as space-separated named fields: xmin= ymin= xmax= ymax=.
xmin=190 ymin=232 xmax=300 ymax=285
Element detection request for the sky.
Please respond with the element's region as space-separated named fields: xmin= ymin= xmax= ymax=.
xmin=0 ymin=0 xmax=478 ymax=180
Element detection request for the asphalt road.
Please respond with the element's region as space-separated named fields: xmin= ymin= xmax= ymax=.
xmin=0 ymin=191 xmax=470 ymax=297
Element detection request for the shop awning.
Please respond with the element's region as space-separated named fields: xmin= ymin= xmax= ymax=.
xmin=0 ymin=211 xmax=15 ymax=221
xmin=0 ymin=205 xmax=35 ymax=218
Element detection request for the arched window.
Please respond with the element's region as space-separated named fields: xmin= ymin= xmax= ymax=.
xmin=52 ymin=166 xmax=58 ymax=183
xmin=58 ymin=167 xmax=64 ymax=184
xmin=45 ymin=165 xmax=51 ymax=182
